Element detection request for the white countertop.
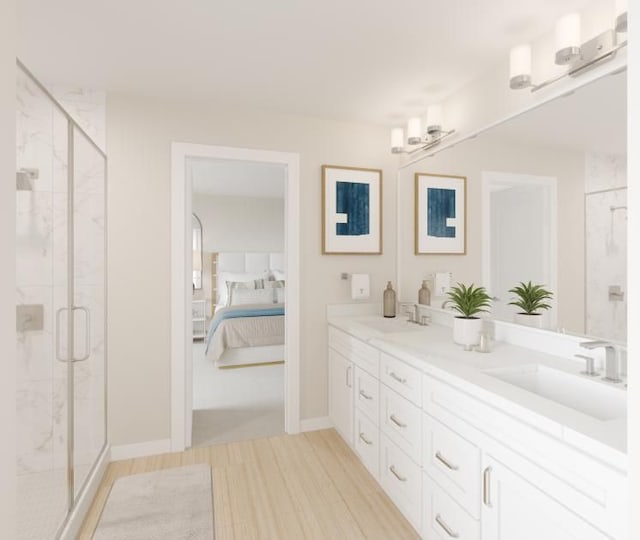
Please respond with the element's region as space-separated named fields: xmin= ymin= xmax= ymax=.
xmin=328 ymin=315 xmax=627 ymax=472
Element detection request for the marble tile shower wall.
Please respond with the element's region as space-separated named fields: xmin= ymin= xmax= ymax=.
xmin=16 ymin=70 xmax=106 ymax=478
xmin=585 ymin=152 xmax=627 ymax=342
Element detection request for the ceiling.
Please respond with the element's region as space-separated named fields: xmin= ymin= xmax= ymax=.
xmin=481 ymin=70 xmax=626 ymax=155
xmin=17 ymin=0 xmax=593 ymax=127
xmin=189 ymin=158 xmax=285 ymax=198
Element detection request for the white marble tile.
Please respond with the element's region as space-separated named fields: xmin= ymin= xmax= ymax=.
xmin=73 ymin=129 xmax=106 ymax=194
xmin=16 ymin=381 xmax=54 ymax=475
xmin=51 ymin=85 xmax=106 ymax=153
xmin=585 ymin=188 xmax=627 ymax=341
xmin=585 ymin=152 xmax=627 ymax=193
xmin=16 ymin=191 xmax=54 ymax=287
xmin=73 ymin=192 xmax=105 ymax=286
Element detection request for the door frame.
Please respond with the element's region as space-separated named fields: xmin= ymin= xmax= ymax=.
xmin=170 ymin=142 xmax=301 ymax=451
xmin=481 ymin=171 xmax=558 ymax=328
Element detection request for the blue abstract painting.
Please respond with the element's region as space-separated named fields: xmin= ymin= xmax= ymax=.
xmin=427 ymin=187 xmax=456 ymax=238
xmin=336 ymin=181 xmax=370 ymax=236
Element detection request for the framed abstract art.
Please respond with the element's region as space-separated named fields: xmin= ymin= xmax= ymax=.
xmin=415 ymin=172 xmax=466 ymax=254
xmin=322 ymin=165 xmax=382 ymax=254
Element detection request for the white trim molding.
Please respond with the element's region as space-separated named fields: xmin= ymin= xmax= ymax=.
xmin=110 ymin=438 xmax=173 ymax=461
xmin=171 ymin=142 xmax=301 ymax=451
xmin=300 ymin=417 xmax=333 ymax=432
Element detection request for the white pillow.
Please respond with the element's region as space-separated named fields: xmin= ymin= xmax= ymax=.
xmin=217 ymin=272 xmax=266 ymax=305
xmin=271 ymin=270 xmax=285 ymax=281
xmin=229 ymin=288 xmax=275 ymax=306
xmin=264 ymin=280 xmax=285 ymax=304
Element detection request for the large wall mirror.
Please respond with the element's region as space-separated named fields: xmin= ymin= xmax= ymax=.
xmin=397 ymin=70 xmax=626 ymax=342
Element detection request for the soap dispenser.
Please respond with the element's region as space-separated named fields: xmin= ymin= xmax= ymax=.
xmin=383 ymin=282 xmax=396 ymax=318
xmin=418 ymin=280 xmax=431 ymax=305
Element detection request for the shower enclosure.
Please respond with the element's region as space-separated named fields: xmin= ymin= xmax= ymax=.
xmin=16 ymin=62 xmax=107 ymax=539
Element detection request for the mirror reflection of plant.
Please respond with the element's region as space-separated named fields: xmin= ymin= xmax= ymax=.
xmin=444 ymin=283 xmax=491 ymax=319
xmin=508 ymin=281 xmax=553 ymax=315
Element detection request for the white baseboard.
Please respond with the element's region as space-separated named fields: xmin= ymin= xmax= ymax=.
xmin=110 ymin=438 xmax=172 ymax=461
xmin=299 ymin=416 xmax=333 ymax=432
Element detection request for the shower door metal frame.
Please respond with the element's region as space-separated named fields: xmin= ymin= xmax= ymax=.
xmin=16 ymin=59 xmax=108 ymax=537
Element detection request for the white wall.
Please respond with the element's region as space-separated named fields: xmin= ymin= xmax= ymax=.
xmin=107 ymin=96 xmax=397 ymax=445
xmin=193 ymin=194 xmax=284 ymax=253
xmin=0 ymin=0 xmax=16 ymax=534
xmin=398 ymin=137 xmax=585 ymax=333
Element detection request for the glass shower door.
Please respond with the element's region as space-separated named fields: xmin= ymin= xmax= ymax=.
xmin=71 ymin=126 xmax=107 ymax=496
xmin=16 ymin=65 xmax=70 ymax=540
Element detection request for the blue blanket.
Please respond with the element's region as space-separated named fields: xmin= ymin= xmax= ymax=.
xmin=205 ymin=304 xmax=285 ymax=354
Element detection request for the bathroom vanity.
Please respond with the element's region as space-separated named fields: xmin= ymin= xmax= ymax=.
xmin=327 ymin=306 xmax=627 ymax=539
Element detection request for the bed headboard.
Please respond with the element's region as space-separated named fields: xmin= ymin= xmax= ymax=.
xmin=211 ymin=252 xmax=284 ymax=311
xmin=217 ymin=252 xmax=284 ymax=274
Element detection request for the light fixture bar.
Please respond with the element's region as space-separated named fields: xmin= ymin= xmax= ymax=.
xmin=395 ymin=129 xmax=456 ymax=155
xmin=531 ymin=32 xmax=626 ymax=93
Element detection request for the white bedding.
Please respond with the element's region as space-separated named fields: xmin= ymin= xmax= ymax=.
xmin=206 ymin=304 xmax=285 ymax=367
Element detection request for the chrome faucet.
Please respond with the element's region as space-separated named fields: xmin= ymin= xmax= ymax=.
xmin=579 ymin=340 xmax=622 ymax=383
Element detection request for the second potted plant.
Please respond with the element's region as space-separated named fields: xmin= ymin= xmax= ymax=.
xmin=444 ymin=283 xmax=491 ymax=348
xmin=508 ymin=281 xmax=553 ymax=328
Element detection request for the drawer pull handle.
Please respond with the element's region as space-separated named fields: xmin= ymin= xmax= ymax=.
xmin=435 ymin=451 xmax=459 ymax=471
xmin=359 ymin=390 xmax=373 ymax=401
xmin=389 ymin=465 xmax=407 ymax=482
xmin=359 ymin=432 xmax=373 ymax=446
xmin=483 ymin=466 xmax=492 ymax=507
xmin=389 ymin=371 xmax=407 ymax=384
xmin=435 ymin=514 xmax=459 ymax=538
xmin=389 ymin=414 xmax=407 ymax=428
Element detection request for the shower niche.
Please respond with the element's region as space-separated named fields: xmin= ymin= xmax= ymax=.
xmin=16 ymin=63 xmax=107 ymax=539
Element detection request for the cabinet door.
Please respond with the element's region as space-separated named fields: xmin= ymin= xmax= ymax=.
xmin=481 ymin=455 xmax=609 ymax=540
xmin=328 ymin=348 xmax=354 ymax=446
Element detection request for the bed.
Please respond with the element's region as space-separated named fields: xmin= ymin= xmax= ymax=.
xmin=204 ymin=252 xmax=285 ymax=368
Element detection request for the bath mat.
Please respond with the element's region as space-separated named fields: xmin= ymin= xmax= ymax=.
xmin=94 ymin=464 xmax=214 ymax=540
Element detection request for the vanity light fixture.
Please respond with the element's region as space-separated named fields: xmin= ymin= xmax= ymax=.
xmin=509 ymin=10 xmax=627 ymax=93
xmin=390 ymin=105 xmax=455 ymax=154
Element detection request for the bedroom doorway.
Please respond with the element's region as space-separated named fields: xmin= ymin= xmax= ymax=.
xmin=190 ymin=160 xmax=287 ymax=446
xmin=171 ymin=144 xmax=300 ymax=451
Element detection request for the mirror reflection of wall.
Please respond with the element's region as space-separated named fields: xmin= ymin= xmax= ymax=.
xmin=397 ymin=70 xmax=626 ymax=342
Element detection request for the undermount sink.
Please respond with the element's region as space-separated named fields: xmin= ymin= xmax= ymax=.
xmin=483 ymin=364 xmax=627 ymax=421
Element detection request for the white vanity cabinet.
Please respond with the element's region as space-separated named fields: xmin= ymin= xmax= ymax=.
xmin=328 ymin=348 xmax=353 ymax=447
xmin=481 ymin=455 xmax=609 ymax=540
xmin=327 ymin=323 xmax=627 ymax=540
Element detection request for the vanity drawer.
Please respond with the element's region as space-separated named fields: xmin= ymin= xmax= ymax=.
xmin=380 ymin=384 xmax=422 ymax=465
xmin=380 ymin=352 xmax=422 ymax=406
xmin=354 ymin=408 xmax=379 ymax=480
xmin=380 ymin=434 xmax=422 ymax=532
xmin=423 ymin=413 xmax=481 ymax=518
xmin=328 ymin=325 xmax=380 ymax=377
xmin=355 ymin=367 xmax=379 ymax=424
xmin=423 ymin=473 xmax=479 ymax=540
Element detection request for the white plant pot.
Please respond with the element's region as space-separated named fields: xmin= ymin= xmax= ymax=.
xmin=452 ymin=317 xmax=483 ymax=347
xmin=514 ymin=312 xmax=543 ymax=328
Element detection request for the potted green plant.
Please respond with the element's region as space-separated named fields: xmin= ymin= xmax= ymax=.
xmin=443 ymin=283 xmax=491 ymax=347
xmin=508 ymin=281 xmax=553 ymax=328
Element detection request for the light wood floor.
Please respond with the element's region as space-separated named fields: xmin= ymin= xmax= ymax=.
xmin=78 ymin=429 xmax=419 ymax=539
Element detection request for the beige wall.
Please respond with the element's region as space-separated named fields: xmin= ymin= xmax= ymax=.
xmin=398 ymin=137 xmax=585 ymax=334
xmin=107 ymin=94 xmax=397 ymax=445
xmin=1 ymin=0 xmax=16 ymax=533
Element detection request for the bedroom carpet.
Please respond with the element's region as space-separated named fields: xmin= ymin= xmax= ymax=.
xmin=93 ymin=464 xmax=214 ymax=540
xmin=192 ymin=341 xmax=284 ymax=447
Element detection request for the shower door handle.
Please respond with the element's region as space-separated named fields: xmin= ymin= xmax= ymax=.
xmin=55 ymin=307 xmax=70 ymax=362
xmin=72 ymin=306 xmax=91 ymax=362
